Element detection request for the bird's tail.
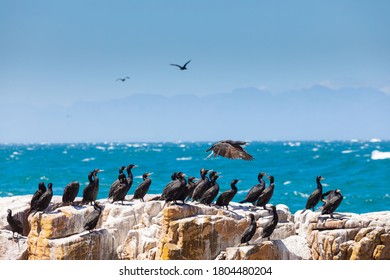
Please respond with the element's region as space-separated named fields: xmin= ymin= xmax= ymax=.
xmin=206 ymin=151 xmax=214 ymax=159
xmin=149 ymin=195 xmax=161 ymax=201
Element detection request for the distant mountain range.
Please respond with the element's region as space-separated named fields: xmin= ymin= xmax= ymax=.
xmin=1 ymin=86 xmax=389 ymax=142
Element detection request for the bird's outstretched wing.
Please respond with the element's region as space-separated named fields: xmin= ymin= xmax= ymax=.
xmin=170 ymin=64 xmax=182 ymax=68
xmin=183 ymin=60 xmax=191 ymax=67
xmin=206 ymin=141 xmax=254 ymax=160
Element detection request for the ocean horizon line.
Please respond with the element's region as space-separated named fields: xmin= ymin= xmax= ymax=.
xmin=0 ymin=138 xmax=388 ymax=145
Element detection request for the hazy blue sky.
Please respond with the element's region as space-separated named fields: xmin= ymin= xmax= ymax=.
xmin=1 ymin=1 xmax=389 ymax=142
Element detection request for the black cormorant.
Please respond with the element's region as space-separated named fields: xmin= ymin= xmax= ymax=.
xmin=182 ymin=176 xmax=197 ymax=202
xmin=159 ymin=172 xmax=179 ymax=200
xmin=321 ymin=189 xmax=343 ymax=218
xmin=164 ymin=172 xmax=187 ymax=206
xmin=256 ymin=176 xmax=275 ymax=209
xmin=84 ymin=202 xmax=103 ymax=232
xmin=261 ymin=205 xmax=279 ymax=241
xmin=110 ymin=173 xmax=129 ymax=204
xmin=62 ymin=181 xmax=80 ymax=206
xmin=29 ymin=182 xmax=46 ymax=213
xmin=170 ymin=60 xmax=191 ymax=70
xmin=239 ymin=172 xmax=266 ymax=205
xmin=240 ymin=213 xmax=257 ymax=245
xmin=216 ymin=179 xmax=239 ymax=209
xmin=206 ymin=140 xmax=254 ymax=160
xmin=124 ymin=164 xmax=136 ymax=196
xmin=82 ymin=169 xmax=103 ymax=205
xmin=132 ymin=173 xmax=152 ymax=202
xmin=108 ymin=166 xmax=126 ymax=198
xmin=302 ymin=176 xmax=324 ymax=213
xmin=7 ymin=209 xmax=23 ymax=238
xmin=175 ymin=176 xmax=196 ymax=203
xmin=199 ymin=173 xmax=220 ymax=206
xmin=32 ymin=183 xmax=53 ymax=216
xmin=191 ymin=168 xmax=210 ymax=202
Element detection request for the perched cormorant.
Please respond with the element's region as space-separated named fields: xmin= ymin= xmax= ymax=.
xmin=216 ymin=179 xmax=239 ymax=209
xmin=191 ymin=168 xmax=210 ymax=202
xmin=84 ymin=202 xmax=103 ymax=232
xmin=302 ymin=176 xmax=324 ymax=213
xmin=170 ymin=60 xmax=191 ymax=70
xmin=256 ymin=176 xmax=275 ymax=209
xmin=124 ymin=164 xmax=136 ymax=196
xmin=181 ymin=176 xmax=197 ymax=202
xmin=206 ymin=140 xmax=254 ymax=160
xmin=7 ymin=209 xmax=23 ymax=238
xmin=62 ymin=181 xmax=80 ymax=206
xmin=164 ymin=172 xmax=187 ymax=206
xmin=149 ymin=172 xmax=179 ymax=201
xmin=29 ymin=182 xmax=46 ymax=213
xmin=239 ymin=172 xmax=266 ymax=205
xmin=321 ymin=189 xmax=343 ymax=218
xmin=116 ymin=76 xmax=130 ymax=82
xmin=240 ymin=214 xmax=257 ymax=245
xmin=32 ymin=183 xmax=53 ymax=216
xmin=82 ymin=169 xmax=103 ymax=205
xmin=108 ymin=166 xmax=126 ymax=198
xmin=199 ymin=173 xmax=220 ymax=206
xmin=161 ymin=172 xmax=180 ymax=199
xmin=132 ymin=173 xmax=152 ymax=202
xmin=261 ymin=205 xmax=279 ymax=241
xmin=175 ymin=176 xmax=196 ymax=203
xmin=110 ymin=173 xmax=129 ymax=205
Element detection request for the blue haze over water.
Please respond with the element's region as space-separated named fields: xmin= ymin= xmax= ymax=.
xmin=0 ymin=141 xmax=389 ymax=214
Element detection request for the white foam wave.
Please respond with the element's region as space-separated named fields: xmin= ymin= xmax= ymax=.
xmin=370 ymin=138 xmax=382 ymax=143
xmin=152 ymin=149 xmax=162 ymax=152
xmin=293 ymin=191 xmax=309 ymax=198
xmin=40 ymin=176 xmax=49 ymax=180
xmin=82 ymin=157 xmax=96 ymax=162
xmin=312 ymin=148 xmax=319 ymax=152
xmin=283 ymin=181 xmax=292 ymax=185
xmin=313 ymin=155 xmax=320 ymax=159
xmin=237 ymin=190 xmax=248 ymax=194
xmin=0 ymin=191 xmax=14 ymax=196
xmin=96 ymin=146 xmax=106 ymax=151
xmin=134 ymin=175 xmax=143 ymax=179
xmin=341 ymin=150 xmax=355 ymax=154
xmin=285 ymin=142 xmax=301 ymax=147
xmin=371 ymin=150 xmax=390 ymax=160
xmin=176 ymin=157 xmax=192 ymax=161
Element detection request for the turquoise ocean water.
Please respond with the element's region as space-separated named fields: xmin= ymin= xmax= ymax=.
xmin=0 ymin=140 xmax=389 ymax=214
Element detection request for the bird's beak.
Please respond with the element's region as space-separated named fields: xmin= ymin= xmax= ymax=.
xmin=133 ymin=165 xmax=139 ymax=168
xmin=97 ymin=169 xmax=104 ymax=173
xmin=321 ymin=177 xmax=325 ymax=180
xmin=148 ymin=172 xmax=153 ymax=175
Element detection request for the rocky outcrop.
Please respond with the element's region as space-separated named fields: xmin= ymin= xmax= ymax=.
xmin=1 ymin=195 xmax=389 ymax=260
xmin=295 ymin=210 xmax=390 ymax=260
